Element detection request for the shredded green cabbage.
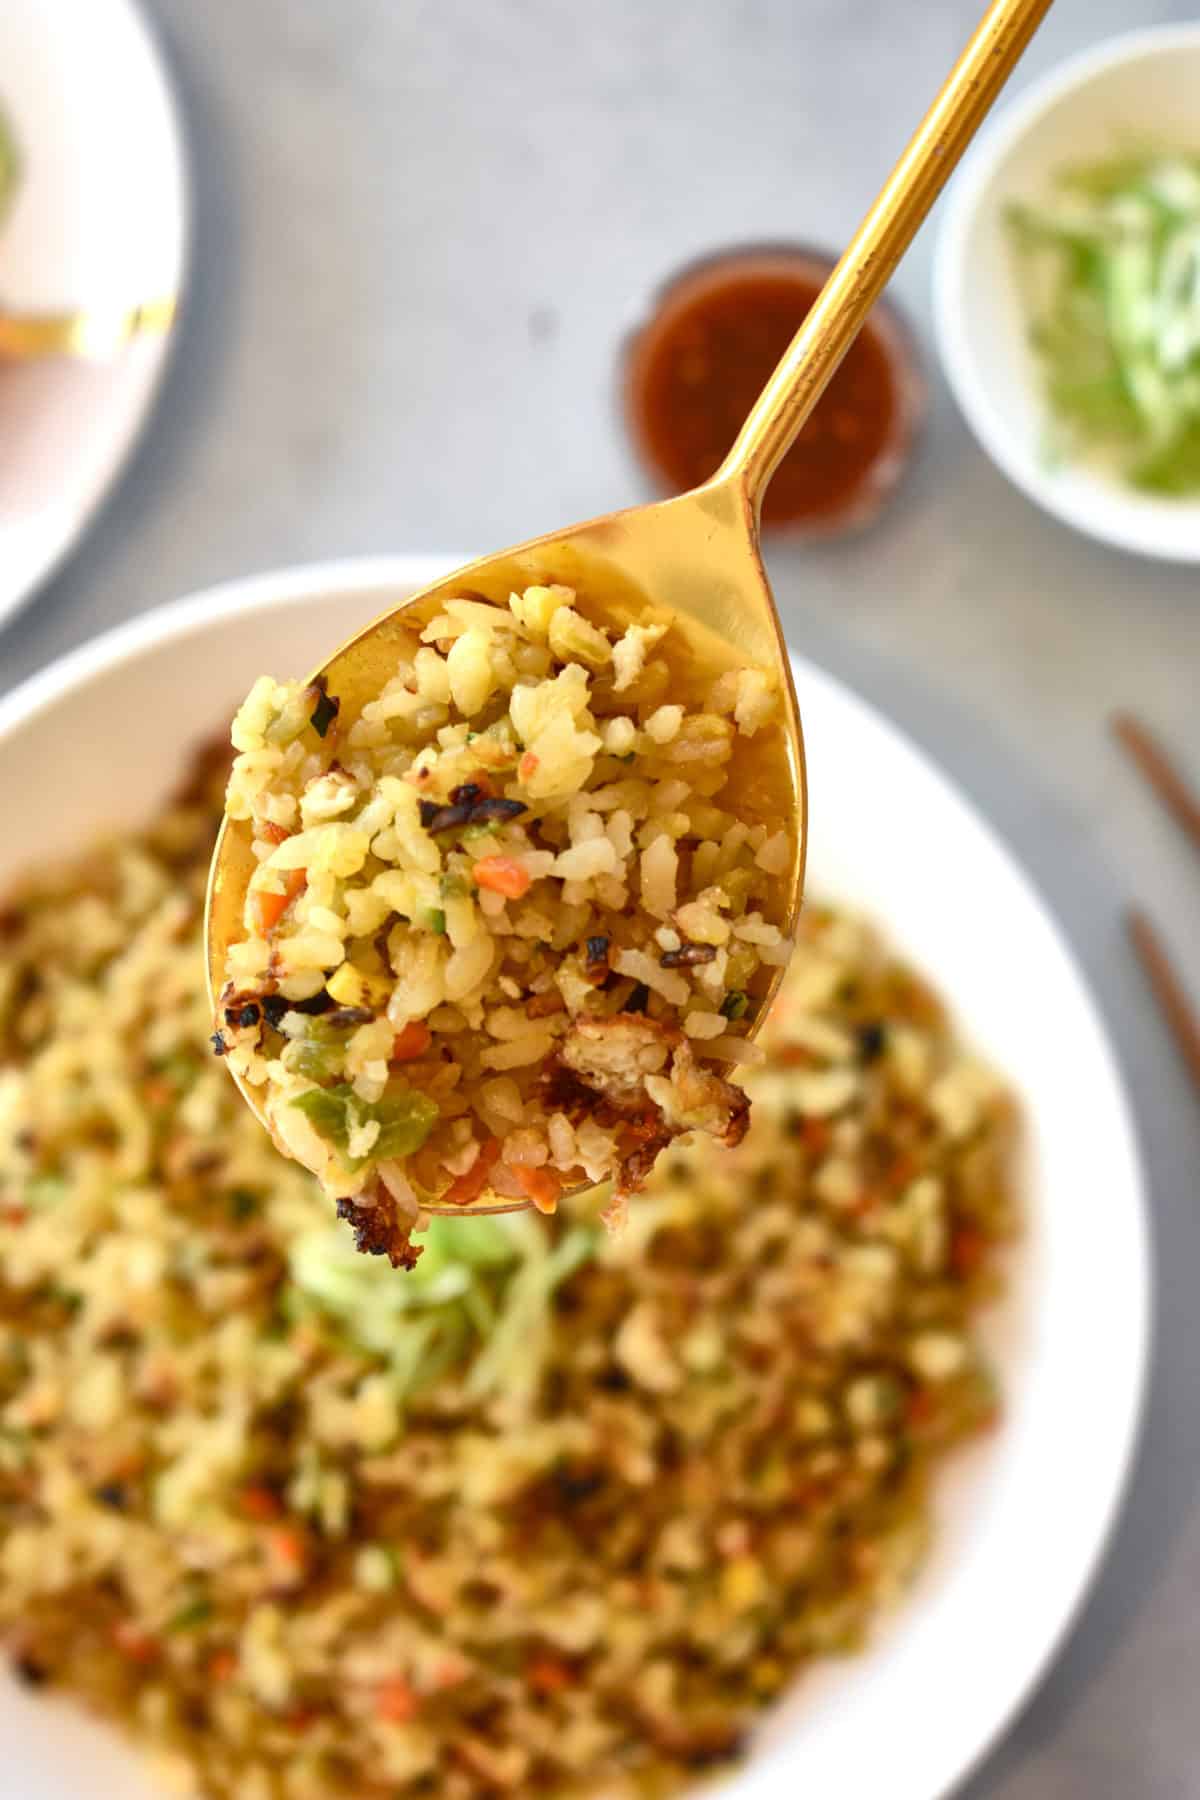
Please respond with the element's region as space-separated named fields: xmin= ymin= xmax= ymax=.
xmin=1007 ymin=150 xmax=1200 ymax=494
xmin=288 ymin=1212 xmax=598 ymax=1406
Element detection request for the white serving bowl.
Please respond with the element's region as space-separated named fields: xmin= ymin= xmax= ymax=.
xmin=934 ymin=24 xmax=1200 ymax=562
xmin=0 ymin=559 xmax=1151 ymax=1800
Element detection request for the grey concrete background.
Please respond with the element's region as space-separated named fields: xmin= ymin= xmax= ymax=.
xmin=2 ymin=0 xmax=1199 ymax=1793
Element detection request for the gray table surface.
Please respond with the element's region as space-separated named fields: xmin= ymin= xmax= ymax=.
xmin=3 ymin=0 xmax=1199 ymax=1793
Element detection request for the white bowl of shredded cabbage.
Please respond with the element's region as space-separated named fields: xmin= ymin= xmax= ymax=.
xmin=934 ymin=24 xmax=1200 ymax=562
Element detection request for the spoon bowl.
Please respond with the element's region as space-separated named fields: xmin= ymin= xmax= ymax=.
xmin=207 ymin=475 xmax=804 ymax=1212
xmin=207 ymin=0 xmax=1054 ymax=1215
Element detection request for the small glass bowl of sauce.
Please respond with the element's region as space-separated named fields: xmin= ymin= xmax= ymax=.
xmin=621 ymin=243 xmax=925 ymax=537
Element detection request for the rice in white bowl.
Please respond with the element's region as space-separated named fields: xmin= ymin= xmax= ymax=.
xmin=0 ymin=747 xmax=1016 ymax=1800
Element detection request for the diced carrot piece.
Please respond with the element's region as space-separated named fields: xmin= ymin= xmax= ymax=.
xmin=238 ymin=1483 xmax=283 ymax=1522
xmin=514 ymin=1165 xmax=562 ymax=1215
xmin=950 ymin=1225 xmax=986 ymax=1279
xmin=111 ymin=1619 xmax=160 ymax=1664
xmin=440 ymin=1137 xmax=502 ymax=1207
xmin=518 ymin=751 xmax=539 ymax=782
xmin=886 ymin=1151 xmax=918 ymax=1191
xmin=260 ymin=820 xmax=292 ymax=845
xmin=801 ymin=1119 xmax=830 ymax=1156
xmin=906 ymin=1387 xmax=935 ymax=1427
xmin=375 ymin=1675 xmax=419 ymax=1724
xmin=248 ymin=867 xmax=307 ymax=935
xmin=208 ymin=1649 xmax=238 ymax=1683
xmin=471 ymin=855 xmax=531 ymax=900
xmin=391 ymin=1021 xmax=432 ymax=1062
xmin=527 ymin=1654 xmax=573 ymax=1695
xmin=266 ymin=1526 xmax=309 ymax=1573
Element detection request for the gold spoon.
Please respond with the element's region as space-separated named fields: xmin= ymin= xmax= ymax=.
xmin=0 ymin=297 xmax=175 ymax=360
xmin=207 ymin=0 xmax=1052 ymax=1215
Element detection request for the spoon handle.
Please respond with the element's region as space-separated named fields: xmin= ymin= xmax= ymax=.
xmin=717 ymin=0 xmax=1054 ymax=512
xmin=0 ymin=297 xmax=176 ymax=361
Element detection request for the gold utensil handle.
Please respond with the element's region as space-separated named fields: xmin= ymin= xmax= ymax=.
xmin=720 ymin=0 xmax=1054 ymax=509
xmin=0 ymin=296 xmax=176 ymax=361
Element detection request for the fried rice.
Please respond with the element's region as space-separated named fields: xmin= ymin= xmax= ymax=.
xmin=0 ymin=748 xmax=1016 ymax=1800
xmin=214 ymin=585 xmax=794 ymax=1254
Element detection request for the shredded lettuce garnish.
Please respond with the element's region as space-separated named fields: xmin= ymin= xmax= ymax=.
xmin=288 ymin=1213 xmax=598 ymax=1406
xmin=464 ymin=1220 xmax=596 ymax=1415
xmin=1008 ymin=150 xmax=1200 ymax=494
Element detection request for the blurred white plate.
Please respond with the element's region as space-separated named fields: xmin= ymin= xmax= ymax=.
xmin=0 ymin=0 xmax=187 ymax=632
xmin=0 ymin=558 xmax=1151 ymax=1800
xmin=934 ymin=24 xmax=1200 ymax=562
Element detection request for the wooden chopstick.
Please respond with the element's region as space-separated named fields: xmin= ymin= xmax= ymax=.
xmin=1127 ymin=910 xmax=1200 ymax=1101
xmin=1113 ymin=716 xmax=1200 ymax=1098
xmin=1112 ymin=712 xmax=1200 ymax=859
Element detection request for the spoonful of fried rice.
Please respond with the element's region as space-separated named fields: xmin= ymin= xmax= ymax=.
xmin=206 ymin=0 xmax=1051 ymax=1263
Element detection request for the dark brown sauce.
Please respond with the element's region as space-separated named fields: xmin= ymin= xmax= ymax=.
xmin=624 ymin=251 xmax=918 ymax=531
